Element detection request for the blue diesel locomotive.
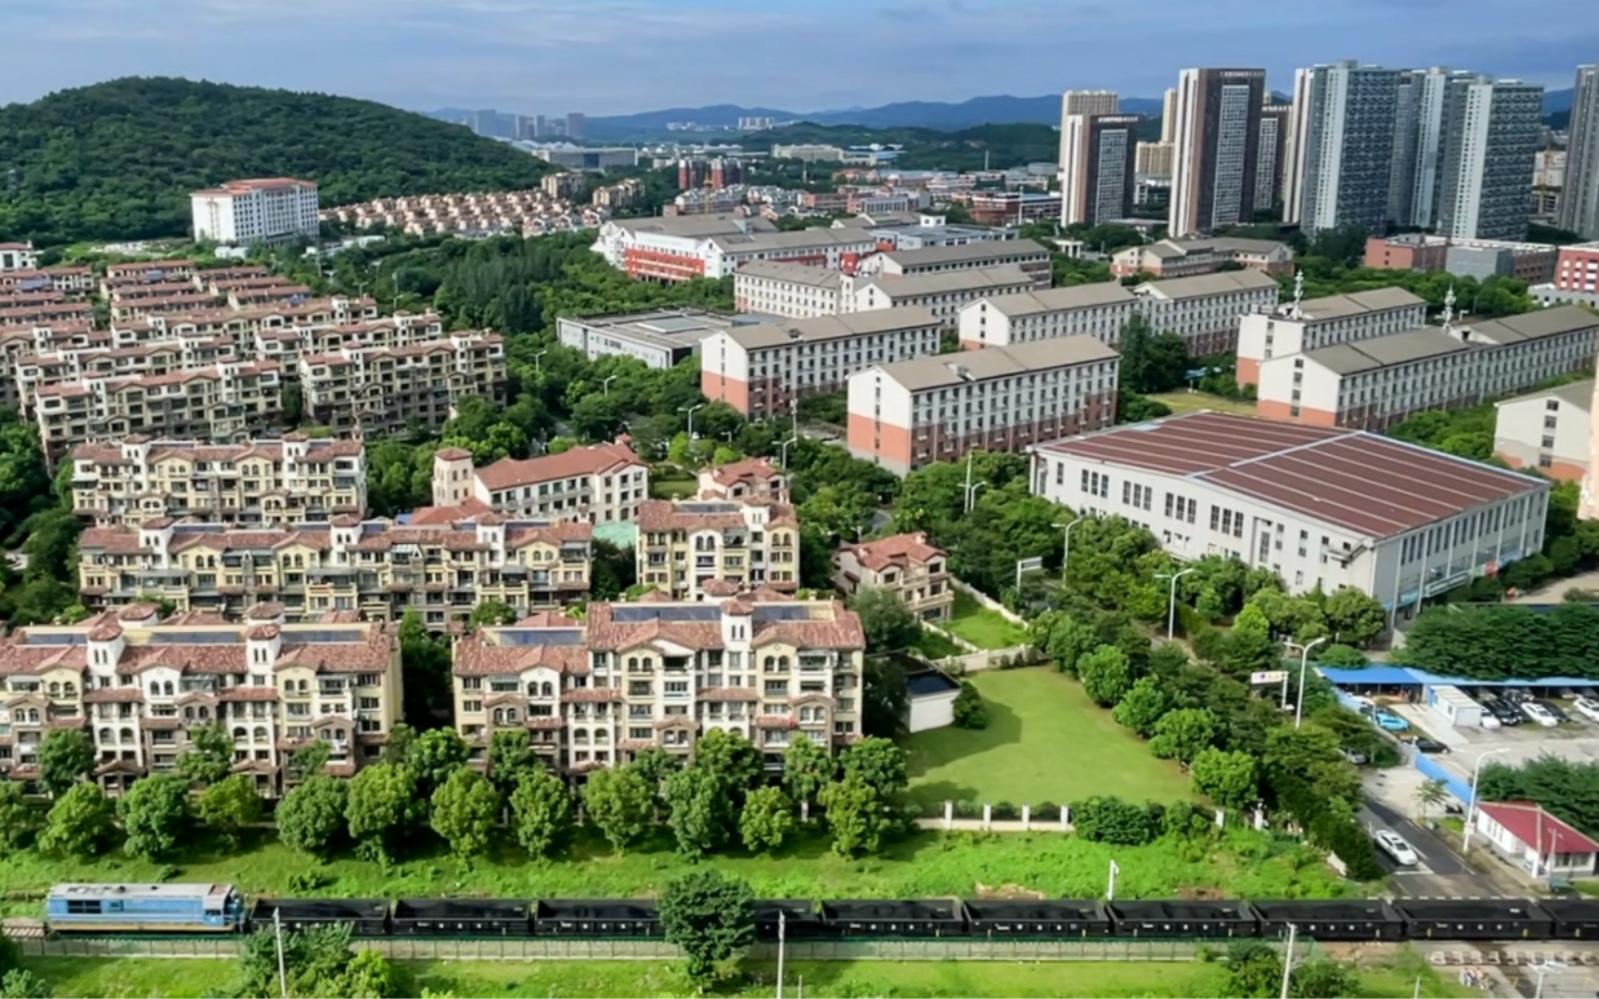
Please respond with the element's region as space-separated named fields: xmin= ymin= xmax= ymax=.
xmin=47 ymin=883 xmax=246 ymax=933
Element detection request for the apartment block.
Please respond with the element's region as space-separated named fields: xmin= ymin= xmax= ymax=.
xmin=431 ymin=442 xmax=649 ymax=524
xmin=833 ymin=532 xmax=953 ymax=622
xmin=1170 ymin=68 xmax=1267 ymax=236
xmin=858 ymin=240 xmax=1053 ymax=289
xmin=1235 ymin=287 xmax=1429 ymax=384
xmin=77 ymin=512 xmax=593 ymax=624
xmin=1060 ymin=114 xmax=1142 ymax=226
xmin=1136 ymin=141 xmax=1175 ymax=177
xmin=701 ymin=307 xmax=941 ymax=420
xmin=1559 ymin=65 xmax=1599 ymax=239
xmin=0 ymin=243 xmax=38 ymax=271
xmin=957 ymin=283 xmax=1137 ymax=349
xmin=1109 ymin=237 xmax=1294 ymax=279
xmin=847 ymin=337 xmax=1120 ymax=476
xmin=1256 ymin=306 xmax=1599 ymax=430
xmin=1029 ymin=411 xmax=1549 ymax=610
xmin=0 ymin=603 xmax=403 ymax=797
xmin=1129 ymin=270 xmax=1282 ymax=357
xmin=1431 ymin=76 xmax=1544 ymax=240
xmin=1493 ymin=379 xmax=1592 ymax=481
xmin=851 ymin=267 xmax=1035 ymax=330
xmin=34 ymin=362 xmax=285 ymax=463
xmin=452 ymin=595 xmax=866 ymax=773
xmin=1553 ymin=242 xmax=1599 ymax=297
xmin=636 ymin=498 xmax=800 ymax=600
xmin=70 ymin=435 xmax=366 ymax=527
xmin=1294 ymin=62 xmax=1403 ymax=234
xmin=299 ymin=331 xmax=507 ymax=437
xmin=1256 ymin=104 xmax=1293 ymax=214
xmin=191 ymin=178 xmax=321 ymax=245
xmin=733 ymin=262 xmax=844 ymax=318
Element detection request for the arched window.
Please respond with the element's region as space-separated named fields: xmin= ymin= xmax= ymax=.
xmin=98 ymin=727 xmax=113 ymax=743
xmin=541 ymin=682 xmax=554 ymax=698
xmin=233 ymin=727 xmax=247 ymax=739
xmin=253 ymin=726 xmax=268 ymax=741
xmin=119 ymin=727 xmax=133 ymax=741
xmin=47 ymin=683 xmax=60 ymax=697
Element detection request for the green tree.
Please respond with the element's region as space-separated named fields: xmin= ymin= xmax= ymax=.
xmin=118 ymin=774 xmax=192 ymax=860
xmin=1321 ymin=588 xmax=1389 ymax=648
xmin=781 ymin=735 xmax=835 ymax=815
xmin=1078 ymin=644 xmax=1134 ymax=706
xmin=631 ymin=745 xmax=683 ymax=817
xmin=819 ymin=776 xmax=888 ymax=858
xmin=1226 ymin=941 xmax=1284 ymax=999
xmin=952 ymin=680 xmax=988 ymax=728
xmin=1149 ymin=707 xmax=1218 ymax=763
xmin=0 ymin=782 xmax=36 ymax=850
xmin=658 ymin=869 xmax=756 ymax=986
xmin=664 ymin=764 xmax=731 ymax=857
xmin=739 ymin=786 xmax=795 ymax=854
xmin=1414 ymin=778 xmax=1450 ymax=821
xmin=486 ymin=729 xmax=539 ymax=795
xmin=276 ymin=774 xmax=349 ymax=859
xmin=398 ymin=609 xmax=453 ymax=728
xmin=346 ymin=763 xmax=425 ymax=863
xmin=1189 ymin=747 xmax=1259 ymax=812
xmin=1029 ymin=611 xmax=1100 ymax=674
xmin=196 ymin=773 xmax=263 ymax=850
xmin=467 ymin=599 xmax=519 ymax=628
xmin=583 ymin=765 xmax=653 ymax=854
xmin=1111 ymin=676 xmax=1172 ymax=736
xmin=38 ymin=782 xmax=116 ymax=858
xmin=407 ymin=727 xmax=470 ymax=798
xmin=853 ymin=586 xmax=922 ymax=653
xmin=841 ymin=736 xmax=908 ymax=795
xmin=0 ymin=969 xmax=50 ymax=999
xmin=38 ymin=728 xmax=94 ymax=797
xmin=1290 ymin=958 xmax=1360 ymax=998
xmin=176 ymin=723 xmax=237 ymax=787
xmin=692 ymin=728 xmax=763 ymax=798
xmin=289 ymin=739 xmax=334 ymax=781
xmin=862 ymin=654 xmax=909 ymax=737
xmin=429 ymin=767 xmax=500 ymax=861
xmin=509 ymin=768 xmax=573 ymax=859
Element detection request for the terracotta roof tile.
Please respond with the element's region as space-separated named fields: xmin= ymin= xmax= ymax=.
xmin=475 ymin=442 xmax=642 ymax=492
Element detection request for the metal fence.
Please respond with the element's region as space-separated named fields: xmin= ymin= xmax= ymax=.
xmin=20 ymin=934 xmax=1293 ymax=963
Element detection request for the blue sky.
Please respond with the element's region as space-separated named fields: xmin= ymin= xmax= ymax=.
xmin=1 ymin=0 xmax=1593 ymax=115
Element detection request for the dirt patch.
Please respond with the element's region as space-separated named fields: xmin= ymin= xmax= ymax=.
xmin=974 ymin=882 xmax=1045 ymax=899
xmin=1175 ymin=885 xmax=1225 ymax=900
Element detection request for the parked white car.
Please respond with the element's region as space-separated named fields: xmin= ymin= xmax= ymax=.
xmin=1521 ymin=701 xmax=1559 ymax=727
xmin=1374 ymin=829 xmax=1419 ymax=866
xmin=1574 ymin=696 xmax=1599 ymax=724
xmin=1479 ymin=712 xmax=1502 ymax=730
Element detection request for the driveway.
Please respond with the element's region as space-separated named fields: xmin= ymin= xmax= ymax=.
xmin=1363 ymin=775 xmax=1510 ymax=898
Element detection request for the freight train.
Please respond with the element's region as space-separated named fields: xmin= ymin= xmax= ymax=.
xmin=41 ymin=884 xmax=1599 ymax=944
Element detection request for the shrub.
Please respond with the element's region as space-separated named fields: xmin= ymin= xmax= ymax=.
xmin=952 ymin=681 xmax=988 ymax=729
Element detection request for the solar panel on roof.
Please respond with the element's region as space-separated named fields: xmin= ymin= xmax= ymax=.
xmin=676 ymin=502 xmax=737 ymax=514
xmin=497 ymin=629 xmax=585 ymax=647
xmin=287 ymin=629 xmax=365 ymax=644
xmin=753 ymin=605 xmax=820 ymax=621
xmin=610 ymin=605 xmax=723 ymax=623
xmin=24 ymin=633 xmax=87 ymax=646
xmin=147 ymin=632 xmax=241 ymax=645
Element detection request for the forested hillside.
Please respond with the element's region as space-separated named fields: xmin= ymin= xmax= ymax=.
xmin=0 ymin=77 xmax=552 ymax=245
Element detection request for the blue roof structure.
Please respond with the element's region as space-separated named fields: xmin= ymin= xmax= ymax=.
xmin=1317 ymin=665 xmax=1599 ymax=689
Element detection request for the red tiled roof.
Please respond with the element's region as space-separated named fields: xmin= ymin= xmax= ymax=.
xmin=1035 ymin=411 xmax=1545 ymax=540
xmin=706 ymin=457 xmax=781 ymax=487
xmin=475 ymin=442 xmax=642 ymax=491
xmin=841 ymin=531 xmax=944 ymax=573
xmin=1478 ymin=801 xmax=1599 ymax=854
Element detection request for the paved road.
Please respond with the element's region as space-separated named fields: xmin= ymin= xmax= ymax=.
xmin=1363 ymin=798 xmax=1510 ymax=897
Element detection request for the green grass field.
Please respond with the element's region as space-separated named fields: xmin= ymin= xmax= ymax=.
xmin=904 ymin=667 xmax=1189 ymax=811
xmin=910 ymin=627 xmax=964 ymax=660
xmin=944 ymin=591 xmax=1028 ymax=650
xmin=1145 ymin=391 xmax=1257 ymax=418
xmin=23 ymin=953 xmax=1470 ymax=998
xmin=649 ymin=474 xmax=698 ymax=499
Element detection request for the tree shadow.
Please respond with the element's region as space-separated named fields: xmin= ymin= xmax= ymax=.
xmin=903 ymin=700 xmax=1023 ymax=809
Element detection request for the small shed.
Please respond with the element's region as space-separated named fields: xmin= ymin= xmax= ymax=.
xmin=534 ymin=899 xmax=661 ymax=937
xmin=752 ymin=900 xmax=826 ymax=940
xmin=1474 ymin=801 xmax=1599 ymax=878
xmin=1107 ymin=900 xmax=1257 ymax=938
xmin=250 ymin=898 xmax=389 ymax=937
xmin=1393 ymin=899 xmax=1552 ymax=940
xmin=391 ymin=898 xmax=532 ymax=936
xmin=964 ymin=899 xmax=1111 ymax=937
xmin=1424 ymin=684 xmax=1482 ymax=729
xmin=820 ymin=899 xmax=966 ymax=938
xmin=1252 ymin=900 xmax=1403 ymax=941
xmin=904 ymin=668 xmax=962 ymax=733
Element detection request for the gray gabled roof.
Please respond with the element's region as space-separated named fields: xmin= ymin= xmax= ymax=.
xmin=1304 ymin=329 xmax=1469 ymax=375
xmin=978 ymin=283 xmax=1136 ymax=319
xmin=1135 ymin=269 xmax=1280 ymax=301
xmin=868 ymin=336 xmax=1117 ymax=392
xmin=733 ymin=261 xmax=844 ymax=289
xmin=725 ymin=307 xmax=939 ymax=349
xmin=1464 ymin=305 xmax=1599 ymax=345
xmin=860 ymin=266 xmax=1036 ymax=299
xmin=884 ymin=239 xmax=1050 ymax=269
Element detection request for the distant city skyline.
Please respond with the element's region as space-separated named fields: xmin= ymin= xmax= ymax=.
xmin=0 ymin=0 xmax=1592 ymax=115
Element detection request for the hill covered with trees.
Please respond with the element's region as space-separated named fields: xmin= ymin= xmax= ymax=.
xmin=0 ymin=77 xmax=553 ymax=245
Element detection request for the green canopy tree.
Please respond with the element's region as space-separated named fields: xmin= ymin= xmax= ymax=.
xmin=509 ymin=768 xmax=573 ymax=859
xmin=345 ymin=763 xmax=425 ymax=863
xmin=196 ymin=774 xmax=263 ymax=850
xmin=659 ymin=869 xmax=756 ymax=986
xmin=38 ymin=729 xmax=94 ymax=797
xmin=583 ymin=765 xmax=653 ymax=854
xmin=38 ymin=782 xmax=116 ymax=858
xmin=277 ymin=774 xmax=349 ymax=859
xmin=118 ymin=774 xmax=192 ymax=860
xmin=430 ymin=767 xmax=500 ymax=861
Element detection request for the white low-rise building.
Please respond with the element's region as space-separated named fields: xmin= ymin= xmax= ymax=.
xmin=734 ymin=262 xmax=845 ymax=318
xmin=1029 ymin=411 xmax=1549 ymax=616
xmin=1493 ymin=379 xmax=1592 ymax=481
xmin=431 ymin=442 xmax=650 ymax=525
xmin=958 ymin=284 xmax=1136 ymax=349
xmin=1129 ymin=270 xmax=1280 ymax=357
xmin=1236 ymin=287 xmax=1430 ymax=384
xmin=191 ymin=178 xmax=320 ymax=245
xmin=851 ymin=267 xmax=1036 ymax=330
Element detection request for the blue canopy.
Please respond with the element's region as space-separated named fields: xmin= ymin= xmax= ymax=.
xmin=1317 ymin=664 xmax=1599 ymax=689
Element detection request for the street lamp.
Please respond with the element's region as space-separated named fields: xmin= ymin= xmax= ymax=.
xmin=680 ymin=403 xmax=704 ymax=440
xmin=1532 ymin=960 xmax=1567 ymax=999
xmin=1052 ymin=517 xmax=1085 ymax=584
xmin=1462 ymin=747 xmax=1511 ymax=856
xmin=779 ymin=436 xmax=799 ymax=468
xmin=1283 ymin=636 xmax=1328 ymax=728
xmin=965 ymin=480 xmax=987 ymax=512
xmin=533 ymin=349 xmax=549 ymax=373
xmin=1154 ymin=568 xmax=1196 ymax=641
xmin=601 ymin=375 xmax=618 ymax=396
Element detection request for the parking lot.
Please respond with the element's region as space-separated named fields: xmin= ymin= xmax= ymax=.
xmin=1386 ymin=694 xmax=1599 ymax=773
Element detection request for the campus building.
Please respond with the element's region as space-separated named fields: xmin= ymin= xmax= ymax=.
xmin=1235 ymin=287 xmax=1430 ymax=384
xmin=1109 ymin=238 xmax=1294 ymax=279
xmin=636 ymin=498 xmax=801 ymax=600
xmin=1492 ymin=379 xmax=1593 ymax=482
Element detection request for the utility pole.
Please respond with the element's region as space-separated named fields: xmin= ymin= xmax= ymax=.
xmin=1278 ymin=923 xmax=1297 ymax=999
xmin=274 ymin=908 xmax=289 ymax=999
xmin=776 ymin=909 xmax=786 ymax=999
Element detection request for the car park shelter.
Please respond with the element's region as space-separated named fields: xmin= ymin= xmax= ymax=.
xmin=1318 ymin=665 xmax=1599 ymax=697
xmin=251 ymin=898 xmax=390 ymax=936
xmin=1394 ymin=899 xmax=1552 ymax=940
xmin=964 ymin=899 xmax=1112 ymax=937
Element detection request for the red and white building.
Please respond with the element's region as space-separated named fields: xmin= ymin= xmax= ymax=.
xmin=431 ymin=442 xmax=650 ymax=525
xmin=591 ymin=215 xmax=882 ymax=283
xmin=1473 ymin=801 xmax=1599 ymax=877
xmin=0 ymin=242 xmax=38 ymax=272
xmin=1553 ymin=242 xmax=1599 ymax=297
xmin=191 ymin=178 xmax=321 ymax=245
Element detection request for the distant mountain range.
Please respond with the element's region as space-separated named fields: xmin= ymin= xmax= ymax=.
xmin=434 ymin=88 xmax=1576 ymax=138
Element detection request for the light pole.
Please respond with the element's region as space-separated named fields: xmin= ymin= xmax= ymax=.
xmin=1283 ymin=636 xmax=1327 ymax=728
xmin=962 ymin=452 xmax=987 ymax=513
xmin=1533 ymin=960 xmax=1567 ymax=999
xmin=1052 ymin=517 xmax=1085 ymax=584
xmin=601 ymin=374 xmax=618 ymax=396
xmin=681 ymin=403 xmax=704 ymax=440
xmin=1462 ymin=747 xmax=1510 ymax=856
xmin=779 ymin=436 xmax=799 ymax=468
xmin=533 ymin=349 xmax=549 ymax=373
xmin=1154 ymin=568 xmax=1195 ymax=641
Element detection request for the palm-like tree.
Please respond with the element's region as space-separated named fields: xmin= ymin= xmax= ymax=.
xmin=1414 ymin=779 xmax=1450 ymax=821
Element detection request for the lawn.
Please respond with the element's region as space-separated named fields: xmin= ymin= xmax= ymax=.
xmin=23 ymin=953 xmax=1470 ymax=998
xmin=904 ymin=667 xmax=1189 ymax=812
xmin=1146 ymin=391 xmax=1257 ymax=417
xmin=649 ymin=474 xmax=698 ymax=499
xmin=944 ymin=590 xmax=1028 ymax=650
xmin=910 ymin=627 xmax=964 ymax=660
